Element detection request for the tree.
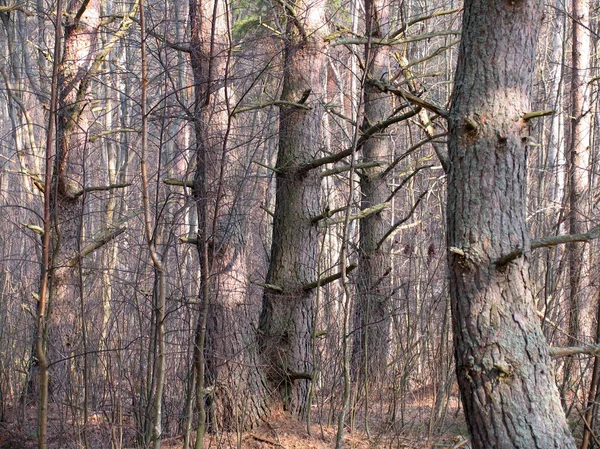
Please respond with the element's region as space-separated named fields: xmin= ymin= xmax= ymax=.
xmin=258 ymin=0 xmax=328 ymax=418
xmin=189 ymin=0 xmax=268 ymax=435
xmin=352 ymin=0 xmax=393 ymax=385
xmin=564 ymin=0 xmax=592 ymax=401
xmin=447 ymin=1 xmax=576 ymax=447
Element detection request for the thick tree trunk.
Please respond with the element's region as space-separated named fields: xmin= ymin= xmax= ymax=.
xmin=48 ymin=0 xmax=101 ymax=407
xmin=352 ymin=0 xmax=392 ymax=384
xmin=189 ymin=0 xmax=268 ymax=431
xmin=259 ymin=0 xmax=327 ymax=419
xmin=447 ymin=2 xmax=576 ymax=448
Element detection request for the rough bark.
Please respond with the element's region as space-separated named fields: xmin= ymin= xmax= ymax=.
xmin=189 ymin=0 xmax=268 ymax=431
xmin=259 ymin=0 xmax=327 ymax=419
xmin=352 ymin=0 xmax=392 ymax=384
xmin=447 ymin=1 xmax=576 ymax=448
xmin=47 ymin=0 xmax=101 ymax=406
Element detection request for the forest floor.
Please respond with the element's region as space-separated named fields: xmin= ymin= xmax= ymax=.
xmin=0 ymin=396 xmax=470 ymax=448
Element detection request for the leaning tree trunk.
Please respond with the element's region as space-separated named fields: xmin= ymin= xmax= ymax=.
xmin=447 ymin=1 xmax=576 ymax=448
xmin=259 ymin=0 xmax=327 ymax=419
xmin=189 ymin=0 xmax=268 ymax=432
xmin=352 ymin=0 xmax=393 ymax=385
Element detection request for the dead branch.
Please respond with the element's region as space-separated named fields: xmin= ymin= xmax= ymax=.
xmin=368 ymin=78 xmax=449 ymax=119
xmin=319 ymin=203 xmax=390 ymax=226
xmin=72 ymin=183 xmax=131 ymax=198
xmin=67 ymin=227 xmax=126 ymax=266
xmin=549 ymin=344 xmax=600 ymax=358
xmin=302 ymin=264 xmax=358 ymax=291
xmin=164 ymin=178 xmax=194 ymax=188
xmin=495 ymin=224 xmax=600 ymax=266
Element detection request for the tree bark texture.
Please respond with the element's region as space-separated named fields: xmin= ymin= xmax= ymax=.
xmin=352 ymin=0 xmax=392 ymax=384
xmin=447 ymin=2 xmax=576 ymax=448
xmin=48 ymin=0 xmax=101 ymax=400
xmin=259 ymin=0 xmax=327 ymax=419
xmin=189 ymin=0 xmax=268 ymax=430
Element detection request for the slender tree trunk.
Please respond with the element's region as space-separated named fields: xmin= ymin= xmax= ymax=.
xmin=352 ymin=0 xmax=392 ymax=385
xmin=259 ymin=0 xmax=328 ymax=418
xmin=36 ymin=0 xmax=64 ymax=445
xmin=447 ymin=1 xmax=576 ymax=448
xmin=189 ymin=0 xmax=268 ymax=432
xmin=564 ymin=0 xmax=591 ymax=398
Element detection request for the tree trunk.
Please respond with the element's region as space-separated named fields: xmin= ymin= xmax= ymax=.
xmin=447 ymin=1 xmax=576 ymax=448
xmin=259 ymin=0 xmax=327 ymax=419
xmin=189 ymin=0 xmax=268 ymax=431
xmin=352 ymin=0 xmax=392 ymax=385
xmin=48 ymin=0 xmax=101 ymax=409
xmin=564 ymin=0 xmax=591 ymax=399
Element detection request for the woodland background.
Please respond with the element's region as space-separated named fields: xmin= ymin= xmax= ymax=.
xmin=0 ymin=0 xmax=598 ymax=448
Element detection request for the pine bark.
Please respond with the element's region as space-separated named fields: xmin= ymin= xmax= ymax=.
xmin=47 ymin=0 xmax=101 ymax=404
xmin=259 ymin=0 xmax=327 ymax=418
xmin=189 ymin=0 xmax=268 ymax=431
xmin=352 ymin=0 xmax=392 ymax=384
xmin=447 ymin=1 xmax=576 ymax=448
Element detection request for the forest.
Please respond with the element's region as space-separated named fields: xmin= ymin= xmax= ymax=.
xmin=0 ymin=0 xmax=599 ymax=448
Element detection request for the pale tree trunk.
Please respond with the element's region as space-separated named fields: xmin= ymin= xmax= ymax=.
xmin=352 ymin=0 xmax=393 ymax=385
xmin=259 ymin=0 xmax=327 ymax=419
xmin=564 ymin=0 xmax=591 ymax=398
xmin=49 ymin=0 xmax=101 ymax=415
xmin=447 ymin=1 xmax=576 ymax=448
xmin=189 ymin=0 xmax=268 ymax=434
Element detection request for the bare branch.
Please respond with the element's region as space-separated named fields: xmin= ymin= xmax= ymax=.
xmin=311 ymin=206 xmax=346 ymax=224
xmin=381 ymin=133 xmax=447 ymax=179
xmin=273 ymin=0 xmax=307 ymax=42
xmin=233 ymin=99 xmax=311 ymax=115
xmin=89 ymin=128 xmax=139 ymax=142
xmin=299 ymin=109 xmax=420 ymax=172
xmin=395 ymin=54 xmax=449 ymax=171
xmin=495 ymin=224 xmax=600 ymax=266
xmin=164 ymin=178 xmax=194 ymax=188
xmin=67 ymin=227 xmax=127 ymax=266
xmin=72 ymin=183 xmax=131 ymax=198
xmin=321 ymin=161 xmax=382 ymax=177
xmin=385 ymin=164 xmax=433 ymax=203
xmin=332 ymin=30 xmax=461 ymax=47
xmin=302 ymin=264 xmax=358 ymax=291
xmin=0 ymin=4 xmax=32 ymax=15
xmin=253 ymin=160 xmax=282 ymax=174
xmin=21 ymin=223 xmax=44 ymax=236
xmin=251 ymin=280 xmax=283 ymax=293
xmin=389 ymin=8 xmax=461 ymax=40
xmin=523 ymin=110 xmax=555 ymax=121
xmin=368 ymin=78 xmax=449 ymax=118
xmin=549 ymin=344 xmax=600 ymax=358
xmin=318 ymin=203 xmax=390 ymax=226
xmin=377 ymin=190 xmax=428 ymax=248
